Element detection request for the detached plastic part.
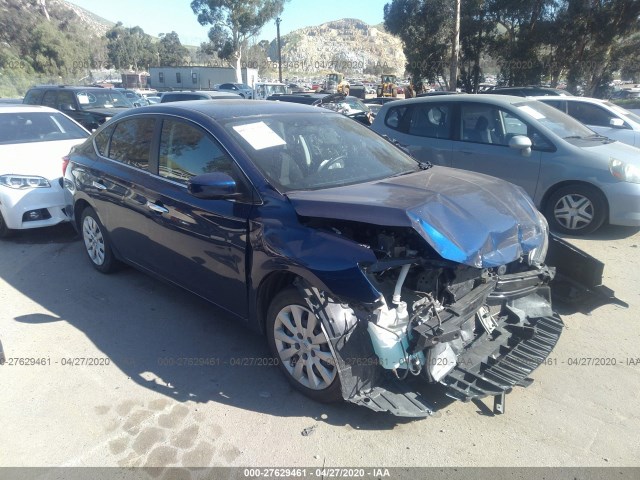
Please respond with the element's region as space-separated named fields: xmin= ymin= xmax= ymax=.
xmin=547 ymin=234 xmax=628 ymax=313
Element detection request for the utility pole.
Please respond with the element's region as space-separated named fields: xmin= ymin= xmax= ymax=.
xmin=276 ymin=17 xmax=283 ymax=83
xmin=449 ymin=0 xmax=460 ymax=92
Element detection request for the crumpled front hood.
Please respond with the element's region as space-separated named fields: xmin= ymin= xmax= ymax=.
xmin=287 ymin=167 xmax=547 ymax=268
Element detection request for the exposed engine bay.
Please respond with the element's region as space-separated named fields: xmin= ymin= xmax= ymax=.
xmin=301 ymin=218 xmax=563 ymax=417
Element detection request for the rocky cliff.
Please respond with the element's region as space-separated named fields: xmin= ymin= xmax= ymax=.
xmin=269 ymin=19 xmax=406 ymax=77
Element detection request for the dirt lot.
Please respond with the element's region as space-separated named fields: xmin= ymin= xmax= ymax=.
xmin=1 ymin=222 xmax=639 ymax=470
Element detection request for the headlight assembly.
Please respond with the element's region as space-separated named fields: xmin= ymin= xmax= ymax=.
xmin=0 ymin=175 xmax=51 ymax=189
xmin=610 ymin=158 xmax=640 ymax=184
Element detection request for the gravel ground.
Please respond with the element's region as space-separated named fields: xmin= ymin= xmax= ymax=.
xmin=1 ymin=222 xmax=639 ymax=470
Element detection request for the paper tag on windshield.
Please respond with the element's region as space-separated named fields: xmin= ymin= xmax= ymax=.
xmin=77 ymin=94 xmax=90 ymax=105
xmin=233 ymin=121 xmax=286 ymax=150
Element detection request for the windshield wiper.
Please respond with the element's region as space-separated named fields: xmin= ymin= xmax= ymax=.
xmin=417 ymin=161 xmax=433 ymax=170
xmin=563 ymin=135 xmax=582 ymax=139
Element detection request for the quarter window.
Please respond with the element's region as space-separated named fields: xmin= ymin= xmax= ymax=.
xmin=108 ymin=118 xmax=155 ymax=170
xmin=159 ymin=119 xmax=236 ymax=184
xmin=24 ymin=89 xmax=44 ymax=105
xmin=384 ymin=106 xmax=408 ymax=131
xmin=94 ymin=124 xmax=115 ymax=157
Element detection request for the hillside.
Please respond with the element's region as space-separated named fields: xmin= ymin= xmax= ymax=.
xmin=270 ymin=19 xmax=406 ymax=77
xmin=0 ymin=0 xmax=115 ymax=96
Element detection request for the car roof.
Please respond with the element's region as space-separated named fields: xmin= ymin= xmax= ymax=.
xmin=163 ymin=91 xmax=240 ymax=97
xmin=0 ymin=104 xmax=60 ymax=114
xmin=112 ymin=99 xmax=336 ymax=120
xmin=29 ymin=85 xmax=110 ymax=91
xmin=378 ymin=93 xmax=530 ymax=108
xmin=532 ymin=96 xmax=607 ymax=104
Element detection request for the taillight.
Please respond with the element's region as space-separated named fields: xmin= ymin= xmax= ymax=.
xmin=62 ymin=156 xmax=70 ymax=176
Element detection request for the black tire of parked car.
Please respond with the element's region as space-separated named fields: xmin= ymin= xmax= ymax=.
xmin=266 ymin=287 xmax=343 ymax=403
xmin=80 ymin=207 xmax=119 ymax=273
xmin=0 ymin=211 xmax=15 ymax=238
xmin=545 ymin=184 xmax=607 ymax=235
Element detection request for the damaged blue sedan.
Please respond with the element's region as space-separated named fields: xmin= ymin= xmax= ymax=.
xmin=64 ymin=100 xmax=573 ymax=417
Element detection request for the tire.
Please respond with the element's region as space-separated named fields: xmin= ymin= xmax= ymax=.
xmin=0 ymin=211 xmax=15 ymax=239
xmin=266 ymin=287 xmax=342 ymax=403
xmin=544 ymin=184 xmax=607 ymax=235
xmin=80 ymin=206 xmax=118 ymax=273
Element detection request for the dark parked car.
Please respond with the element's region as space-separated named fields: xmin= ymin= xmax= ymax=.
xmin=482 ymin=86 xmax=572 ymax=97
xmin=267 ymin=93 xmax=373 ymax=125
xmin=23 ymin=86 xmax=133 ymax=130
xmin=65 ymin=100 xmax=587 ymax=417
xmin=160 ymin=91 xmax=241 ymax=103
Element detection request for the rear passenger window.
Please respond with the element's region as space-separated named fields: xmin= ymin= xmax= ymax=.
xmin=42 ymin=91 xmax=58 ymax=108
xmin=408 ymin=104 xmax=451 ymax=139
xmin=159 ymin=119 xmax=235 ymax=183
xmin=108 ymin=118 xmax=155 ymax=170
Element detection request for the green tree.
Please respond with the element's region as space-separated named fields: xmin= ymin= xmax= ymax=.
xmin=385 ymin=0 xmax=453 ymax=89
xmin=106 ymin=23 xmax=158 ymax=71
xmin=549 ymin=0 xmax=640 ymax=96
xmin=191 ymin=0 xmax=289 ymax=82
xmin=158 ymin=32 xmax=190 ymax=66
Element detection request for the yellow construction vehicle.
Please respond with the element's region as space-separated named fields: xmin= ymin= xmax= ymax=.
xmin=377 ymin=74 xmax=398 ymax=97
xmin=324 ymin=73 xmax=350 ymax=96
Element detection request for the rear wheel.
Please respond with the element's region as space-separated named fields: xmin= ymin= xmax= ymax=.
xmin=266 ymin=287 xmax=342 ymax=403
xmin=545 ymin=184 xmax=607 ymax=235
xmin=0 ymin=211 xmax=15 ymax=239
xmin=81 ymin=207 xmax=118 ymax=273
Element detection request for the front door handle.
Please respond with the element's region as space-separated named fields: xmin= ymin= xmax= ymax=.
xmin=147 ymin=202 xmax=169 ymax=214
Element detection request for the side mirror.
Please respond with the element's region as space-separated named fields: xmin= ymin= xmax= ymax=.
xmin=509 ymin=135 xmax=532 ymax=157
xmin=610 ymin=118 xmax=625 ymax=128
xmin=188 ymin=172 xmax=242 ymax=200
xmin=60 ymin=104 xmax=76 ymax=112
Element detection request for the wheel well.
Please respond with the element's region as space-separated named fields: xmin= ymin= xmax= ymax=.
xmin=73 ymin=199 xmax=91 ymax=229
xmin=256 ymin=271 xmax=301 ymax=334
xmin=540 ymin=181 xmax=609 ymax=216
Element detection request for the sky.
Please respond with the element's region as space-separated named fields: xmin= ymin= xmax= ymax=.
xmin=67 ymin=0 xmax=391 ymax=47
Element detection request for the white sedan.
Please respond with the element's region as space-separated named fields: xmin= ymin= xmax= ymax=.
xmin=535 ymin=96 xmax=640 ymax=147
xmin=0 ymin=105 xmax=89 ymax=237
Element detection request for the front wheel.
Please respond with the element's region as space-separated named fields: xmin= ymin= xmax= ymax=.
xmin=81 ymin=207 xmax=118 ymax=273
xmin=266 ymin=287 xmax=342 ymax=403
xmin=545 ymin=184 xmax=607 ymax=235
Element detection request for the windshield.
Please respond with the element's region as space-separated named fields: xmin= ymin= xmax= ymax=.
xmin=515 ymin=100 xmax=595 ymax=139
xmin=0 ymin=111 xmax=88 ymax=145
xmin=75 ymin=90 xmax=133 ymax=109
xmin=222 ymin=113 xmax=419 ymax=192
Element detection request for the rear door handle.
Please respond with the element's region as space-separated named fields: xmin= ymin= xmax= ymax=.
xmin=146 ymin=202 xmax=169 ymax=214
xmin=92 ymin=180 xmax=107 ymax=190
